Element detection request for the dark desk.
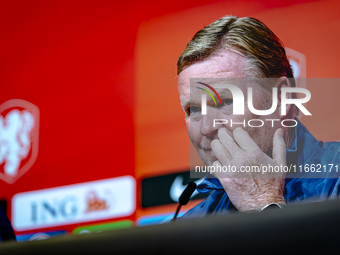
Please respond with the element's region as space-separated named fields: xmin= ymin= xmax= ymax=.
xmin=1 ymin=199 xmax=340 ymax=254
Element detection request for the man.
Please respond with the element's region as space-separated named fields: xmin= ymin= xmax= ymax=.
xmin=177 ymin=16 xmax=340 ymax=217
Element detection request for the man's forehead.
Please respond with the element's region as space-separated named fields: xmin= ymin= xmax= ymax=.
xmin=177 ymin=49 xmax=247 ymax=87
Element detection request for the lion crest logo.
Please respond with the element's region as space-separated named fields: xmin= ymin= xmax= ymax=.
xmin=0 ymin=99 xmax=39 ymax=184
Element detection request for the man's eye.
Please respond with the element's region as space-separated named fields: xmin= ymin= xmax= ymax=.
xmin=221 ymin=99 xmax=233 ymax=106
xmin=187 ymin=106 xmax=201 ymax=115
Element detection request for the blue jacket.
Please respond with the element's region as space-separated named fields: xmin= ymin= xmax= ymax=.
xmin=181 ymin=119 xmax=340 ymax=218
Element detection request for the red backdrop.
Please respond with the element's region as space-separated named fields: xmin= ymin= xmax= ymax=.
xmin=0 ymin=0 xmax=339 ymax=236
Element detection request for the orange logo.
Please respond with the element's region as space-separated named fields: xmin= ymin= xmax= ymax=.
xmin=85 ymin=191 xmax=109 ymax=213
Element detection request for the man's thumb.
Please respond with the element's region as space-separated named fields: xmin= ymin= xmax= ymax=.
xmin=272 ymin=128 xmax=286 ymax=165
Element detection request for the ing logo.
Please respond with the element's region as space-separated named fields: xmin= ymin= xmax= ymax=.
xmin=85 ymin=190 xmax=110 ymax=213
xmin=0 ymin=99 xmax=39 ymax=184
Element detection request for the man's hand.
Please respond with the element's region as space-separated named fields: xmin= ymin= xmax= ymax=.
xmin=210 ymin=127 xmax=286 ymax=212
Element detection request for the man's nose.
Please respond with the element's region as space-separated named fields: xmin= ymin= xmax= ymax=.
xmin=200 ymin=107 xmax=220 ymax=139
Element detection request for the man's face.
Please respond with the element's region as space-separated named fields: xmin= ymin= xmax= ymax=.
xmin=178 ymin=49 xmax=282 ymax=166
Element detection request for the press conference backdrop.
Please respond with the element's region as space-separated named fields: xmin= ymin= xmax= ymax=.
xmin=0 ymin=0 xmax=339 ymax=241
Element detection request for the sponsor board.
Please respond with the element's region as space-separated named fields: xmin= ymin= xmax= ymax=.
xmin=72 ymin=220 xmax=133 ymax=234
xmin=16 ymin=230 xmax=67 ymax=242
xmin=12 ymin=176 xmax=135 ymax=231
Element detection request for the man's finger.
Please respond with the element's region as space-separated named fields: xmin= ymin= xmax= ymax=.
xmin=217 ymin=128 xmax=243 ymax=158
xmin=233 ymin=127 xmax=260 ymax=152
xmin=212 ymin=160 xmax=222 ymax=178
xmin=211 ymin=139 xmax=232 ymax=165
xmin=272 ymin=128 xmax=286 ymax=165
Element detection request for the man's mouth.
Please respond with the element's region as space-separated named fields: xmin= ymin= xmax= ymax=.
xmin=203 ymin=148 xmax=216 ymax=158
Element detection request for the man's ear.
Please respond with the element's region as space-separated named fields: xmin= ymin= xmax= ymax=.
xmin=276 ymin=77 xmax=293 ymax=116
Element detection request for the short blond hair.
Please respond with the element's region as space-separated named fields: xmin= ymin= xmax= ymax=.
xmin=177 ymin=15 xmax=297 ymax=114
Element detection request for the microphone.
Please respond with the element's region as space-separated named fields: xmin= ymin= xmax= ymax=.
xmin=171 ymin=181 xmax=197 ymax=222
